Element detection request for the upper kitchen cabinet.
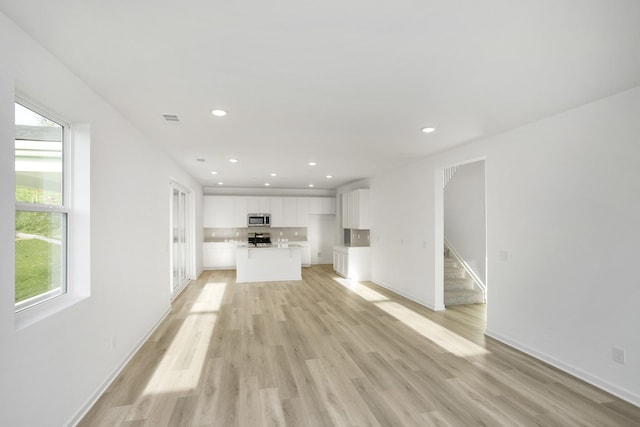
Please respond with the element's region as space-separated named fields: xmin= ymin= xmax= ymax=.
xmin=282 ymin=197 xmax=298 ymax=226
xmin=205 ymin=195 xmax=336 ymax=228
xmin=309 ymin=197 xmax=336 ymax=215
xmin=247 ymin=196 xmax=271 ymax=213
xmin=296 ymin=197 xmax=309 ymax=227
xmin=204 ymin=195 xmax=247 ymax=227
xmin=232 ymin=197 xmax=248 ymax=227
xmin=204 ymin=196 xmax=233 ymax=227
xmin=280 ymin=197 xmax=312 ymax=227
xmin=342 ymin=189 xmax=371 ymax=229
xmin=270 ymin=197 xmax=284 ymax=227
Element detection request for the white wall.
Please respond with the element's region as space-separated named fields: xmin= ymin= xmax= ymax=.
xmin=308 ymin=214 xmax=336 ymax=264
xmin=370 ymin=85 xmax=640 ymax=405
xmin=0 ymin=12 xmax=202 ymax=427
xmin=444 ymin=160 xmax=486 ymax=283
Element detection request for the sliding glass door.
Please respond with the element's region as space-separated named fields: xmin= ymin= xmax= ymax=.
xmin=170 ymin=181 xmax=192 ymax=296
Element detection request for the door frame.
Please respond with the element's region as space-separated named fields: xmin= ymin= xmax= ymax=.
xmin=169 ymin=179 xmax=194 ymax=299
xmin=434 ymin=156 xmax=487 ymax=310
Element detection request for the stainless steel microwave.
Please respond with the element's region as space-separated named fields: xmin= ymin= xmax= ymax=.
xmin=248 ymin=213 xmax=270 ymax=227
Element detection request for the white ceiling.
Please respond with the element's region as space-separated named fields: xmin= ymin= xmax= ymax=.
xmin=2 ymin=0 xmax=640 ymax=191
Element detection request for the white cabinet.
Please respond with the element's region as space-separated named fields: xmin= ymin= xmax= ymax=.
xmin=203 ymin=242 xmax=238 ymax=269
xmin=205 ymin=195 xmax=335 ymax=228
xmin=280 ymin=197 xmax=313 ymax=227
xmin=296 ymin=198 xmax=309 ymax=227
xmin=283 ymin=198 xmax=297 ymax=226
xmin=233 ymin=197 xmax=248 ymax=227
xmin=204 ymin=196 xmax=247 ymax=227
xmin=309 ymin=197 xmax=336 ymax=215
xmin=333 ymin=246 xmax=348 ymax=277
xmin=333 ymin=246 xmax=370 ymax=281
xmin=247 ymin=197 xmax=271 ymax=213
xmin=204 ymin=196 xmax=233 ymax=227
xmin=270 ymin=197 xmax=284 ymax=227
xmin=342 ymin=189 xmax=370 ymax=229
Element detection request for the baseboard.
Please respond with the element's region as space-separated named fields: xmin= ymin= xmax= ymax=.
xmin=485 ymin=329 xmax=640 ymax=408
xmin=371 ymin=279 xmax=445 ymax=312
xmin=65 ymin=307 xmax=173 ymax=427
xmin=171 ymin=278 xmax=193 ymax=302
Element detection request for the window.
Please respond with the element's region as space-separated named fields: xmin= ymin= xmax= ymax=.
xmin=14 ymin=101 xmax=68 ymax=312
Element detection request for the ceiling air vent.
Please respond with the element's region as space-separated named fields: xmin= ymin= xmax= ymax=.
xmin=162 ymin=114 xmax=180 ymax=122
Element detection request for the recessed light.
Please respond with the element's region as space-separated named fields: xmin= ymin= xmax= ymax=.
xmin=196 ymin=158 xmax=206 ymax=162
xmin=265 ymin=183 xmax=270 ymax=186
xmin=210 ymin=171 xmax=218 ymax=175
xmin=211 ymin=109 xmax=227 ymax=117
xmin=421 ymin=127 xmax=436 ymax=133
xmin=229 ymin=158 xmax=238 ymax=163
xmin=308 ymin=162 xmax=317 ymax=166
xmin=270 ymin=173 xmax=277 ymax=177
xmin=217 ymin=182 xmax=224 ymax=185
xmin=308 ymin=184 xmax=314 ymax=187
xmin=326 ymin=175 xmax=333 ymax=179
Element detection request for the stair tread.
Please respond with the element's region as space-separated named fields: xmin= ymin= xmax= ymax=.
xmin=445 ymin=289 xmax=482 ymax=296
xmin=444 ymin=277 xmax=473 ymax=290
xmin=444 ymin=288 xmax=484 ymax=306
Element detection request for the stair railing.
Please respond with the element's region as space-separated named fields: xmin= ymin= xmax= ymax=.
xmin=444 ymin=237 xmax=487 ymax=302
xmin=443 ymin=165 xmax=460 ymax=189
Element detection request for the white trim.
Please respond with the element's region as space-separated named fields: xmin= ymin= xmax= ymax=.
xmin=64 ymin=307 xmax=172 ymax=427
xmin=171 ymin=279 xmax=191 ymax=302
xmin=371 ymin=280 xmax=446 ymax=312
xmin=434 ymin=168 xmax=445 ymax=310
xmin=485 ymin=329 xmax=640 ymax=408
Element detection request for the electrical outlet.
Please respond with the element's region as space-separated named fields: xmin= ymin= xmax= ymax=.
xmin=613 ymin=347 xmax=626 ymax=364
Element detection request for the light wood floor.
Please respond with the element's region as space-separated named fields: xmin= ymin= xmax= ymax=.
xmin=79 ymin=265 xmax=640 ymax=426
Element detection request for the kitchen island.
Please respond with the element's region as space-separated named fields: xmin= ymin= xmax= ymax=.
xmin=236 ymin=244 xmax=302 ymax=283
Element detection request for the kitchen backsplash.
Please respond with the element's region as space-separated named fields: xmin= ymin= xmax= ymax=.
xmin=204 ymin=227 xmax=308 ymax=242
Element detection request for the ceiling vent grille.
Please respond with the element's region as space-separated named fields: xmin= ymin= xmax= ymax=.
xmin=162 ymin=114 xmax=180 ymax=122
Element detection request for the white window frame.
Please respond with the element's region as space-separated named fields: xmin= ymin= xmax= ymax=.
xmin=14 ymin=98 xmax=71 ymax=312
xmin=13 ymin=94 xmax=90 ymax=330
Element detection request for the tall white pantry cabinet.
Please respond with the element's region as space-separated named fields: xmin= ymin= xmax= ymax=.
xmin=334 ymin=189 xmax=372 ymax=281
xmin=342 ymin=189 xmax=371 ymax=229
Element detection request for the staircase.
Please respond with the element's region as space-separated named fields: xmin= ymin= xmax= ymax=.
xmin=444 ymin=250 xmax=484 ymax=306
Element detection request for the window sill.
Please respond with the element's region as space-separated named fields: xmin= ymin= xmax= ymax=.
xmin=15 ymin=292 xmax=89 ymax=331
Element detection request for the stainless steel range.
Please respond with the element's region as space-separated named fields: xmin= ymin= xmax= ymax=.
xmin=248 ymin=232 xmax=272 ymax=247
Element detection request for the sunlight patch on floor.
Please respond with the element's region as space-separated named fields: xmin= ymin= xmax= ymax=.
xmin=333 ymin=277 xmax=388 ymax=302
xmin=375 ymin=301 xmax=488 ymax=357
xmin=143 ymin=281 xmax=227 ymax=395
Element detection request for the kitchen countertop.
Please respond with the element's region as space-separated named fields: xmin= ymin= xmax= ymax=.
xmin=237 ymin=244 xmax=302 ymax=249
